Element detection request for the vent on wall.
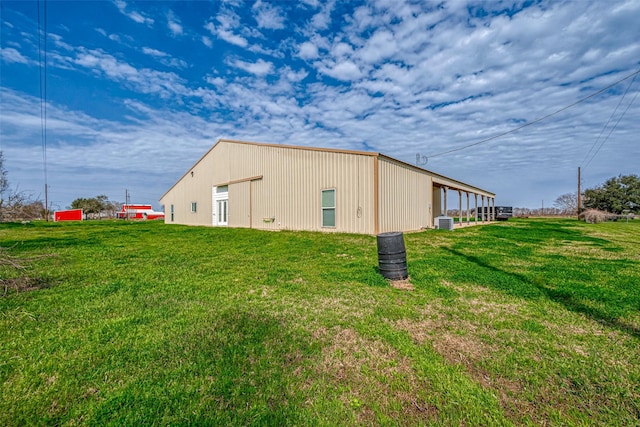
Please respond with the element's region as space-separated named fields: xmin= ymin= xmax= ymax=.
xmin=434 ymin=216 xmax=454 ymax=230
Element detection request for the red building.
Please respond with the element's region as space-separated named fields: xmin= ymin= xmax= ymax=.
xmin=116 ymin=204 xmax=165 ymax=220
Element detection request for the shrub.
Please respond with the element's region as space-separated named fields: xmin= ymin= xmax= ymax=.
xmin=580 ymin=209 xmax=609 ymax=224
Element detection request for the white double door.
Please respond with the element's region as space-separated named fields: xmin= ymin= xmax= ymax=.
xmin=212 ymin=186 xmax=228 ymax=226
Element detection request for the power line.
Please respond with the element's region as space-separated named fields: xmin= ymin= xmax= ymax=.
xmin=581 ymin=73 xmax=637 ymax=167
xmin=583 ymin=86 xmax=639 ymax=170
xmin=37 ymin=0 xmax=49 ymax=219
xmin=427 ymin=68 xmax=640 ymax=159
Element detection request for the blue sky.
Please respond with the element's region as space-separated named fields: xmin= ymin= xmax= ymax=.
xmin=1 ymin=0 xmax=639 ymax=211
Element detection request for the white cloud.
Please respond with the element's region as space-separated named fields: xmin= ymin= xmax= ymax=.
xmin=113 ymin=0 xmax=154 ymax=26
xmin=319 ymin=61 xmax=362 ymax=81
xmin=167 ymin=11 xmax=183 ymax=36
xmin=204 ymin=21 xmax=248 ymax=48
xmin=71 ymin=48 xmax=190 ymax=98
xmin=1 ymin=47 xmax=29 ymax=64
xmin=227 ymin=58 xmax=274 ymax=76
xmin=298 ymin=41 xmax=319 ymax=59
xmin=358 ymin=29 xmax=397 ymax=63
xmin=252 ymin=0 xmax=285 ymax=30
xmin=310 ymin=0 xmax=335 ymax=30
xmin=205 ymin=76 xmax=225 ymax=86
xmin=218 ymin=29 xmax=249 ymax=47
xmin=300 ymin=0 xmax=319 ymax=7
xmin=284 ymin=67 xmax=308 ymax=82
xmin=202 ymin=36 xmax=213 ymax=48
xmin=331 ymin=42 xmax=354 ymax=58
xmin=142 ymin=47 xmax=188 ymax=69
xmin=142 ymin=47 xmax=168 ymax=58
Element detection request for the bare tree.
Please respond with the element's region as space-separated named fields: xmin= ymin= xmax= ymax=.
xmin=553 ymin=192 xmax=578 ymax=215
xmin=0 ymin=151 xmax=44 ymax=222
xmin=0 ymin=152 xmax=8 ymax=197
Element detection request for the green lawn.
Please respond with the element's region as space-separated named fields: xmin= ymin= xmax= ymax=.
xmin=1 ymin=218 xmax=639 ymax=426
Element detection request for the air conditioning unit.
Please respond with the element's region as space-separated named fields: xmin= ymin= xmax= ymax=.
xmin=434 ymin=216 xmax=454 ymax=230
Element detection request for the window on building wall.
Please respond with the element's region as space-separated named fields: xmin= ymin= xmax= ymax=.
xmin=322 ymin=189 xmax=336 ymax=227
xmin=191 ymin=202 xmax=197 ymax=213
xmin=170 ymin=204 xmax=174 ymax=222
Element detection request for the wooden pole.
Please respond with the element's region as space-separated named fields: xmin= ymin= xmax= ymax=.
xmin=577 ymin=167 xmax=582 ymax=218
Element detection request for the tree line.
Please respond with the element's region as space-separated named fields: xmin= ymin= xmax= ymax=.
xmin=70 ymin=195 xmax=122 ymax=219
xmin=553 ymin=174 xmax=639 ymax=216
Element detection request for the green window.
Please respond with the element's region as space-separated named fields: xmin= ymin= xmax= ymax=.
xmin=191 ymin=202 xmax=197 ymax=213
xmin=322 ymin=189 xmax=336 ymax=227
xmin=170 ymin=204 xmax=174 ymax=222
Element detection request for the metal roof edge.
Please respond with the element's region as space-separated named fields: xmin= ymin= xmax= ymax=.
xmin=161 ymin=139 xmax=494 ymax=201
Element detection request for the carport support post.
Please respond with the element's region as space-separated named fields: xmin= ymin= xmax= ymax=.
xmin=443 ymin=186 xmax=448 ymax=217
xmin=458 ymin=190 xmax=462 ymax=225
xmin=492 ymin=198 xmax=496 ymax=221
xmin=466 ymin=192 xmax=470 ymax=225
xmin=481 ymin=196 xmax=485 ymax=223
xmin=474 ymin=194 xmax=478 ymax=223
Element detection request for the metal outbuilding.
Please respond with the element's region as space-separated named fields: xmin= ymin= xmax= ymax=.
xmin=160 ymin=139 xmax=496 ymax=234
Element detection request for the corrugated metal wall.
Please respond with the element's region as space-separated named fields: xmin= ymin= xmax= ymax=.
xmin=378 ymin=158 xmax=431 ymax=233
xmin=162 ymin=140 xmax=376 ymax=233
xmin=160 ymin=142 xmax=230 ymax=226
xmin=161 ymin=140 xmax=493 ymax=234
xmin=432 ymin=187 xmax=443 ymax=218
xmin=226 ymin=142 xmax=375 ymax=234
xmin=229 ymin=180 xmax=250 ymax=228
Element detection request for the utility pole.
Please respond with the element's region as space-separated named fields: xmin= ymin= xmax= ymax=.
xmin=44 ymin=183 xmax=49 ymax=221
xmin=577 ymin=167 xmax=582 ymax=219
xmin=125 ymin=189 xmax=129 ymax=220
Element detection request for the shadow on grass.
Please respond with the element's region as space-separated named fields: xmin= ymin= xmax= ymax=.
xmin=88 ymin=307 xmax=320 ymax=426
xmin=442 ymin=247 xmax=640 ymax=340
xmin=478 ymin=219 xmax=616 ymax=248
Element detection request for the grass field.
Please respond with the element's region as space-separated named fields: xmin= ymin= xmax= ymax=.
xmin=1 ymin=218 xmax=639 ymax=426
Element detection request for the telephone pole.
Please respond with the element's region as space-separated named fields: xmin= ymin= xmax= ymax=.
xmin=44 ymin=183 xmax=49 ymax=221
xmin=577 ymin=167 xmax=582 ymax=218
xmin=125 ymin=189 xmax=129 ymax=220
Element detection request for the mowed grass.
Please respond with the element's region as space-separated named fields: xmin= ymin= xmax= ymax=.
xmin=1 ymin=218 xmax=639 ymax=426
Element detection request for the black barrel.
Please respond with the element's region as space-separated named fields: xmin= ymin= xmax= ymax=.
xmin=377 ymin=232 xmax=408 ymax=280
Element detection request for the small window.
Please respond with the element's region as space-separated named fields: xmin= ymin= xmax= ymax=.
xmin=322 ymin=189 xmax=336 ymax=227
xmin=216 ymin=185 xmax=228 ymax=193
xmin=191 ymin=202 xmax=197 ymax=213
xmin=170 ymin=204 xmax=174 ymax=222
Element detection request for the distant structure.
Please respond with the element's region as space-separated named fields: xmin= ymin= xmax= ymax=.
xmin=117 ymin=204 xmax=165 ymax=220
xmin=160 ymin=139 xmax=496 ymax=234
xmin=476 ymin=206 xmax=513 ymax=221
xmin=54 ymin=209 xmax=83 ymax=222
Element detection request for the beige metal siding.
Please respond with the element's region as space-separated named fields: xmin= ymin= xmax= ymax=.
xmin=229 ymin=181 xmax=250 ymax=228
xmin=160 ymin=139 xmax=494 ymax=234
xmin=226 ymin=143 xmax=375 ymax=234
xmin=162 ymin=140 xmax=376 ymax=233
xmin=432 ymin=186 xmax=443 ymax=218
xmin=378 ymin=158 xmax=431 ymax=233
xmin=160 ymin=141 xmax=230 ymax=226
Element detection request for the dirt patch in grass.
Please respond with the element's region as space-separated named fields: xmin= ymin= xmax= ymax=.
xmin=1 ymin=276 xmax=53 ymax=296
xmin=314 ymin=326 xmax=438 ymax=424
xmin=395 ymin=316 xmax=545 ymax=423
xmin=389 ymin=278 xmax=414 ymax=291
xmin=465 ymin=297 xmax=521 ymax=319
